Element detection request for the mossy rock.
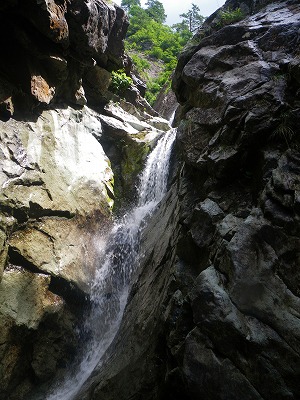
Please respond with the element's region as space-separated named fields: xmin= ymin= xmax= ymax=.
xmin=120 ymin=137 xmax=151 ymax=203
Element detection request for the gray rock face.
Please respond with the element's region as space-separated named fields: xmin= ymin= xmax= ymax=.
xmin=76 ymin=1 xmax=300 ymax=399
xmin=174 ymin=2 xmax=300 ymax=172
xmin=0 ymin=106 xmax=113 ymax=399
xmin=168 ymin=1 xmax=300 ymax=399
xmin=153 ymin=80 xmax=178 ymax=121
xmin=2 ymin=1 xmax=300 ymax=400
xmin=0 ymin=0 xmax=128 ymax=118
xmin=0 ymin=107 xmax=114 ymax=289
xmin=0 ymin=94 xmax=172 ymax=398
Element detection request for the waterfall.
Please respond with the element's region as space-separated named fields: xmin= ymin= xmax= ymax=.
xmin=43 ymin=128 xmax=176 ymax=400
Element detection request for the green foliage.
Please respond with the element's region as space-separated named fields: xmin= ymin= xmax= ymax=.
xmin=145 ymin=0 xmax=166 ymax=24
xmin=272 ymin=110 xmax=296 ymax=148
xmin=121 ymin=0 xmax=141 ymax=12
xmin=218 ymin=7 xmax=244 ymax=27
xmin=126 ymin=5 xmax=151 ymax=37
xmin=110 ymin=70 xmax=133 ymax=93
xmin=124 ymin=1 xmax=203 ymax=104
xmin=127 ymin=9 xmax=191 ymax=61
xmin=144 ymin=65 xmax=173 ymax=104
xmin=130 ymin=54 xmax=150 ymax=74
xmin=180 ymin=3 xmax=205 ymax=32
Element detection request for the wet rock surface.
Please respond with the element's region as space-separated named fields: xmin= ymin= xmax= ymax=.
xmin=1 ymin=0 xmax=300 ymax=399
xmin=78 ymin=1 xmax=300 ymax=399
xmin=168 ymin=1 xmax=300 ymax=399
xmin=0 ymin=0 xmax=171 ymax=393
xmin=74 ymin=183 xmax=181 ymax=400
xmin=0 ymin=99 xmax=171 ymax=398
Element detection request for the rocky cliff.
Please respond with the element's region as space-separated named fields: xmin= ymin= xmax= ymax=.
xmin=1 ymin=0 xmax=300 ymax=400
xmin=170 ymin=1 xmax=300 ymax=398
xmin=0 ymin=1 xmax=172 ymax=399
xmin=0 ymin=0 xmax=126 ymax=117
xmin=79 ymin=1 xmax=300 ymax=400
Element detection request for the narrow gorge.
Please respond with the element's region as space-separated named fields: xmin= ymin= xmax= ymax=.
xmin=0 ymin=1 xmax=300 ymax=400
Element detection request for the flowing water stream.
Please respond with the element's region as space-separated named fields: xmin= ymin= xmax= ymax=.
xmin=44 ymin=127 xmax=176 ymax=400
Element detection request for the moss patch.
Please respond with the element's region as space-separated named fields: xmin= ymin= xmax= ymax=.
xmin=121 ymin=139 xmax=151 ymax=192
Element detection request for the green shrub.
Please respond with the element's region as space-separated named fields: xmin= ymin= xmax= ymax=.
xmin=218 ymin=8 xmax=244 ymax=27
xmin=110 ymin=70 xmax=133 ymax=93
xmin=272 ymin=110 xmax=296 ymax=148
xmin=130 ymin=54 xmax=150 ymax=72
xmin=148 ymin=46 xmax=164 ymax=59
xmin=124 ymin=3 xmax=198 ymax=103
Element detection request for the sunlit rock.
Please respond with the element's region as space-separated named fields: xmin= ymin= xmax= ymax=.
xmin=0 ymin=106 xmax=114 ymax=292
xmin=0 ymin=106 xmax=114 ymax=218
xmin=0 ymin=268 xmax=63 ymax=329
xmin=8 ymin=217 xmax=99 ymax=292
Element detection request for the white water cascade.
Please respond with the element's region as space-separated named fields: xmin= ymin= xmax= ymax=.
xmin=43 ymin=128 xmax=176 ymax=400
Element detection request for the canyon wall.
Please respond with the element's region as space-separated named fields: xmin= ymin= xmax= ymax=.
xmin=0 ymin=1 xmax=171 ymax=399
xmin=1 ymin=0 xmax=300 ymax=399
xmin=84 ymin=1 xmax=300 ymax=399
xmin=171 ymin=1 xmax=300 ymax=398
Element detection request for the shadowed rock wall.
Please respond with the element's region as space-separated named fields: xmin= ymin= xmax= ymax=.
xmin=170 ymin=0 xmax=300 ymax=399
xmin=80 ymin=1 xmax=300 ymax=400
xmin=0 ymin=0 xmax=129 ymax=119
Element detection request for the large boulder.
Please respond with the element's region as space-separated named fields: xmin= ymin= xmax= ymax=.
xmin=0 ymin=267 xmax=78 ymax=399
xmin=0 ymin=106 xmax=114 ymax=399
xmin=0 ymin=106 xmax=114 ymax=290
